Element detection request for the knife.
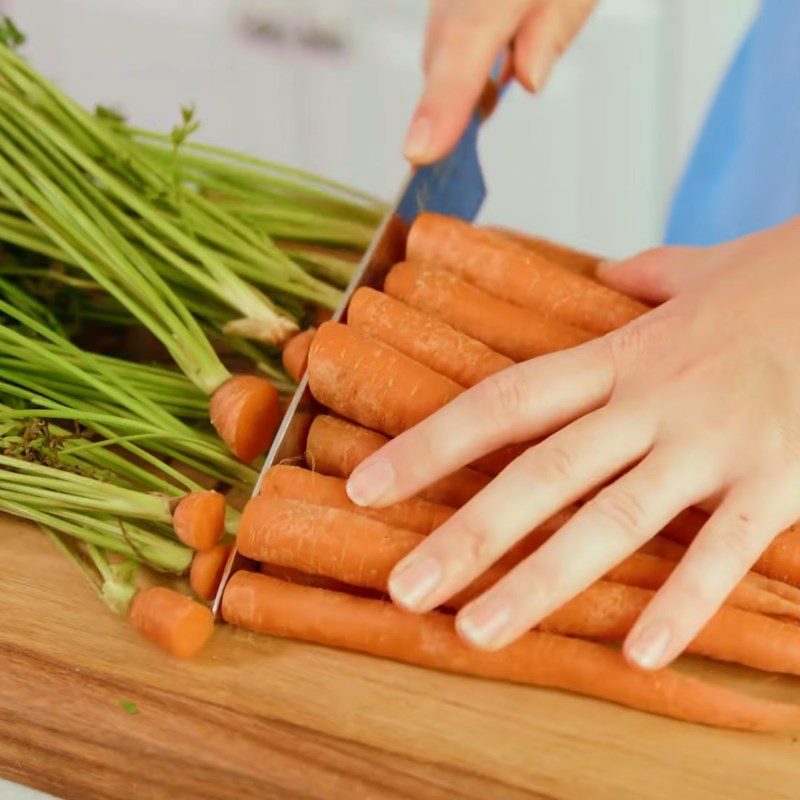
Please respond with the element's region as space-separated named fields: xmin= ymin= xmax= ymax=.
xmin=212 ymin=77 xmax=504 ymax=617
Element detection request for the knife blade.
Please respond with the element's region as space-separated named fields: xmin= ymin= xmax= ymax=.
xmin=212 ymin=78 xmax=502 ymax=617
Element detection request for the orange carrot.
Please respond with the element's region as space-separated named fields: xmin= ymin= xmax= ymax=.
xmin=606 ymin=553 xmax=800 ymax=621
xmin=306 ymin=329 xmax=529 ymax=476
xmin=189 ymin=543 xmax=232 ymax=601
xmin=307 ymin=322 xmax=462 ymax=437
xmin=238 ymin=499 xmax=800 ymax=673
xmin=487 ymin=226 xmax=603 ymax=280
xmin=639 ymin=535 xmax=687 ymax=561
xmin=237 ymin=497 xmax=422 ymax=590
xmin=407 ymin=213 xmax=647 ymax=334
xmin=222 ymin=572 xmax=800 ymax=731
xmin=545 ymin=581 xmax=800 ymax=677
xmin=281 ymin=328 xmax=316 ymax=383
xmin=259 ymin=465 xmax=454 ymax=534
xmin=129 ymin=587 xmax=214 ymax=659
xmin=172 ymin=490 xmax=226 ymax=551
xmin=347 ymin=287 xmax=513 ymax=387
xmin=209 ymin=374 xmax=281 ymax=462
xmin=384 ymin=261 xmax=591 ymax=361
xmin=259 ymin=562 xmax=383 ymax=599
xmin=305 ymin=415 xmax=491 ymax=507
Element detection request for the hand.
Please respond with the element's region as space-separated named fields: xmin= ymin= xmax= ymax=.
xmin=346 ymin=218 xmax=800 ymax=670
xmin=405 ymin=0 xmax=597 ymax=164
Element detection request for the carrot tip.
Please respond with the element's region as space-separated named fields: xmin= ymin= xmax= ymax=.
xmin=173 ymin=490 xmax=226 ymax=551
xmin=130 ymin=587 xmax=214 ymax=659
xmin=210 ymin=375 xmax=281 ymax=462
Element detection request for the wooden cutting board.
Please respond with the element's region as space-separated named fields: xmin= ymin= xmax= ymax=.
xmin=0 ymin=516 xmax=798 ymax=800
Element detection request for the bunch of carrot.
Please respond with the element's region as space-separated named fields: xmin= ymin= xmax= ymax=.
xmin=216 ymin=211 xmax=800 ymax=731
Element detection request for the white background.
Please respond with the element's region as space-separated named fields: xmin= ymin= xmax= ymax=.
xmin=0 ymin=1 xmax=756 ymax=798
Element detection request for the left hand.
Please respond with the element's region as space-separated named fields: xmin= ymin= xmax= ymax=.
xmin=346 ymin=217 xmax=800 ymax=670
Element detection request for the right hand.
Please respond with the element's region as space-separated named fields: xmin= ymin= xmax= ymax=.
xmin=405 ymin=0 xmax=598 ymax=165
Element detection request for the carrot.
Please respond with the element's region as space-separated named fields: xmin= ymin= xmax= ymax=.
xmin=384 ymin=261 xmax=591 ymax=361
xmin=407 ymin=213 xmax=647 ymax=334
xmin=347 ymin=287 xmax=513 ymax=387
xmin=259 ymin=464 xmax=455 ymax=534
xmin=259 ymin=562 xmax=384 ymax=599
xmin=237 ymin=497 xmax=422 ymax=590
xmin=189 ymin=543 xmax=232 ymax=601
xmin=238 ymin=499 xmax=800 ymax=674
xmin=281 ymin=328 xmax=316 ymax=382
xmin=487 ymin=226 xmax=603 ymax=280
xmin=172 ymin=490 xmax=226 ymax=551
xmin=306 ymin=328 xmax=530 ymax=476
xmin=305 ymin=415 xmax=491 ymax=507
xmin=606 ymin=553 xmax=800 ymax=621
xmin=209 ymin=374 xmax=281 ymax=462
xmin=314 ymin=306 xmax=334 ymax=326
xmin=307 ymin=322 xmax=462 ymax=437
xmin=664 ymin=509 xmax=800 ymax=588
xmin=639 ymin=535 xmax=687 ymax=561
xmin=129 ymin=587 xmax=214 ymax=659
xmin=222 ymin=572 xmax=800 ymax=731
xmin=549 ymin=581 xmax=800 ymax=677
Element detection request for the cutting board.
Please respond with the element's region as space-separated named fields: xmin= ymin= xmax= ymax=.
xmin=0 ymin=516 xmax=799 ymax=800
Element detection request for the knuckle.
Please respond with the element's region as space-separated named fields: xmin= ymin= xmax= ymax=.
xmin=451 ymin=512 xmax=496 ymax=566
xmin=606 ymin=323 xmax=650 ymax=366
xmin=518 ymin=442 xmax=576 ymax=485
xmin=483 ymin=370 xmax=529 ymax=430
xmin=714 ymin=512 xmax=758 ymax=564
xmin=584 ymin=487 xmax=648 ymax=543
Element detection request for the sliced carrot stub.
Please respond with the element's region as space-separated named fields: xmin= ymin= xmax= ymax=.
xmin=129 ymin=587 xmax=214 ymax=659
xmin=314 ymin=306 xmax=334 ymax=326
xmin=189 ymin=543 xmax=233 ymax=601
xmin=281 ymin=328 xmax=316 ymax=383
xmin=209 ymin=375 xmax=281 ymax=462
xmin=172 ymin=490 xmax=226 ymax=551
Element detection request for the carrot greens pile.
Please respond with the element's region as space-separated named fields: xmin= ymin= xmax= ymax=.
xmin=0 ymin=19 xmax=382 ymax=627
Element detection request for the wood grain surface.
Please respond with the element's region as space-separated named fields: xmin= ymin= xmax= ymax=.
xmin=0 ymin=516 xmax=798 ymax=800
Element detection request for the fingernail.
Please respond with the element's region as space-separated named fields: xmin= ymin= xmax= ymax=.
xmin=403 ymin=115 xmax=432 ymax=163
xmin=346 ymin=459 xmax=395 ymax=507
xmin=529 ymin=44 xmax=557 ymax=92
xmin=627 ymin=622 xmax=672 ymax=670
xmin=389 ymin=555 xmax=442 ymax=609
xmin=457 ymin=595 xmax=513 ymax=649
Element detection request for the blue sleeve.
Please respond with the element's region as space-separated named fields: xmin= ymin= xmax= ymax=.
xmin=665 ymin=0 xmax=800 ymax=246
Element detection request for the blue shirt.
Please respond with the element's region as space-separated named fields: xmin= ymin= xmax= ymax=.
xmin=666 ymin=0 xmax=800 ymax=246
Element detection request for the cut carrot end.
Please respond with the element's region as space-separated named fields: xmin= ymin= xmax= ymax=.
xmin=281 ymin=328 xmax=316 ymax=383
xmin=130 ymin=587 xmax=214 ymax=659
xmin=173 ymin=490 xmax=226 ymax=551
xmin=190 ymin=543 xmax=233 ymax=601
xmin=210 ymin=375 xmax=281 ymax=462
xmin=314 ymin=307 xmax=334 ymax=326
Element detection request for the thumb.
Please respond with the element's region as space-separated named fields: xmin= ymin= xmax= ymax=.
xmin=596 ymin=245 xmax=716 ymax=304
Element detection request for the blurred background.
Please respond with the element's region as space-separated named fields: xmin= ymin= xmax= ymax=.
xmin=0 ymin=0 xmax=757 ymax=258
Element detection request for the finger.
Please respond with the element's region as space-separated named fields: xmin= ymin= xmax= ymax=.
xmin=388 ymin=404 xmax=653 ymax=614
xmin=347 ymin=340 xmax=614 ymax=507
xmin=455 ymin=442 xmax=720 ymax=650
xmin=513 ymin=0 xmax=596 ymax=92
xmin=421 ymin=1 xmax=448 ymax=75
xmin=596 ymin=245 xmax=715 ymax=303
xmin=404 ymin=3 xmax=528 ymax=164
xmin=624 ymin=472 xmax=800 ymax=670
